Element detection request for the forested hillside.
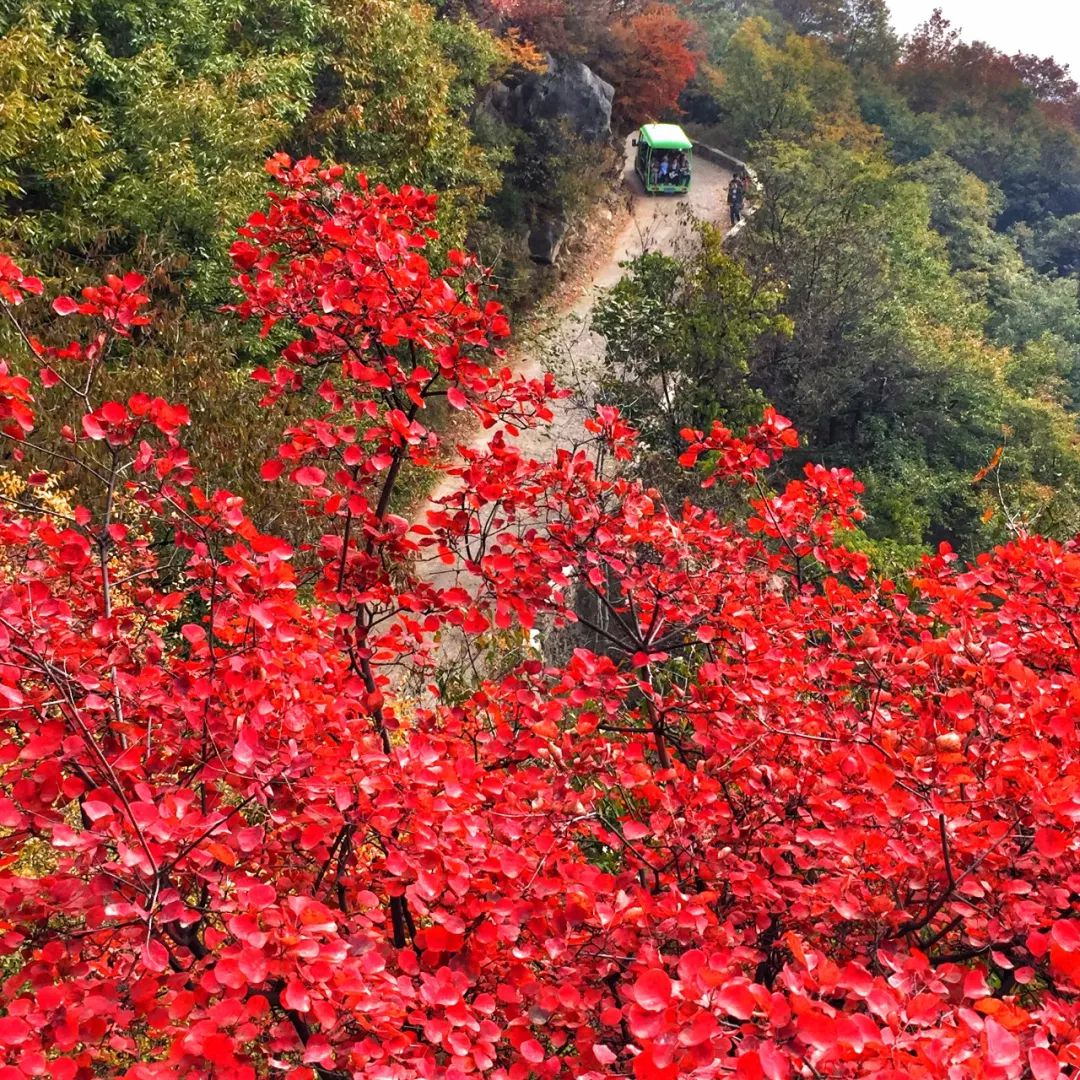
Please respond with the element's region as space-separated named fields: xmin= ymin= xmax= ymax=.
xmin=6 ymin=2 xmax=1080 ymax=1078
xmin=0 ymin=0 xmax=499 ymax=519
xmin=6 ymin=0 xmax=1080 ymax=561
xmin=0 ymin=0 xmax=704 ymax=524
xmin=597 ymin=2 xmax=1080 ymax=565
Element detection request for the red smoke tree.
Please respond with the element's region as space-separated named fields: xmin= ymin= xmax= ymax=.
xmin=606 ymin=5 xmax=701 ymax=123
xmin=1 ymin=159 xmax=1080 ymax=1078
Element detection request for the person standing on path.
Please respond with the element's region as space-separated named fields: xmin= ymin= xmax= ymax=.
xmin=727 ymin=175 xmax=744 ymax=226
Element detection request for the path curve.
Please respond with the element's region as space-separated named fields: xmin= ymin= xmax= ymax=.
xmin=512 ymin=134 xmax=733 ymax=462
xmin=410 ymin=135 xmax=734 ymax=655
xmin=430 ymin=135 xmax=733 ymax=499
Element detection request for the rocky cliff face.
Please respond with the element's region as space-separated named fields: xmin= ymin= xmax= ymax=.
xmin=482 ymin=56 xmax=615 ymax=264
xmin=527 ymin=211 xmax=571 ymax=264
xmin=508 ymin=55 xmax=614 ymax=145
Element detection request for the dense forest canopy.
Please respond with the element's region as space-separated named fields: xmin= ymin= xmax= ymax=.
xmin=5 ymin=1 xmax=1080 ymax=1078
xmin=4 ymin=0 xmax=1080 ymax=557
xmin=667 ymin=0 xmax=1080 ymax=563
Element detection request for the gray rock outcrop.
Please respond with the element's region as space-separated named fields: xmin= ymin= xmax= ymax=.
xmin=478 ymin=56 xmax=614 ymax=264
xmin=509 ymin=56 xmax=614 ymax=144
xmin=527 ymin=211 xmax=570 ymax=265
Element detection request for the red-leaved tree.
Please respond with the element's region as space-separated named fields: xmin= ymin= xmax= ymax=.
xmin=606 ymin=5 xmax=702 ymax=123
xmin=1 ymin=158 xmax=1080 ymax=1079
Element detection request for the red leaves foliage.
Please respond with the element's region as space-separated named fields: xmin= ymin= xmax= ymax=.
xmin=607 ymin=5 xmax=701 ymax=122
xmin=52 ymin=271 xmax=150 ymax=335
xmin=0 ymin=254 xmax=42 ymax=306
xmin=0 ymin=160 xmax=1078 ymax=1078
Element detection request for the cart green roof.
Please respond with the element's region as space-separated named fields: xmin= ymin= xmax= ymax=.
xmin=638 ymin=123 xmax=693 ymax=151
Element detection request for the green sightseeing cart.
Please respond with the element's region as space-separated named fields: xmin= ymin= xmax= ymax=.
xmin=632 ymin=123 xmax=693 ymax=195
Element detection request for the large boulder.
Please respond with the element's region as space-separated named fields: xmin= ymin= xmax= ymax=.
xmin=509 ymin=56 xmax=614 ymax=144
xmin=527 ymin=210 xmax=570 ymax=265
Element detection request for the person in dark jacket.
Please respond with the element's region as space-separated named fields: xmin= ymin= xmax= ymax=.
xmin=727 ymin=175 xmax=744 ymax=226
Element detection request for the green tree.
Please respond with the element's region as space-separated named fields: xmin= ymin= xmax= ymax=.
xmin=0 ymin=12 xmax=109 ymax=246
xmin=0 ymin=0 xmax=508 ymax=293
xmin=0 ymin=0 xmax=322 ymax=297
xmin=856 ymin=77 xmax=946 ymax=163
xmin=300 ymin=0 xmax=504 ymax=245
xmin=1014 ymin=211 xmax=1080 ymax=278
xmin=908 ymin=152 xmax=1080 ymax=390
xmin=705 ymin=15 xmax=858 ymax=149
xmin=593 ymin=223 xmax=789 ymax=479
xmin=744 ymin=132 xmax=1080 ymax=551
xmin=894 ymin=10 xmax=1080 ymax=226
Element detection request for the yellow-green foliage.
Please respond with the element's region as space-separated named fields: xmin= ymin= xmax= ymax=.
xmin=0 ymin=12 xmax=110 ymax=240
xmin=303 ymin=0 xmax=505 ymax=245
xmin=0 ymin=0 xmax=507 ymax=286
xmin=0 ymin=0 xmax=514 ymax=536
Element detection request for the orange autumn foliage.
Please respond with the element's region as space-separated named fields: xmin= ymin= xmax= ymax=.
xmin=607 ymin=4 xmax=701 ymax=123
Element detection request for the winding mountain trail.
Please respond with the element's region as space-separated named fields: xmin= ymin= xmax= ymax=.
xmin=408 ymin=135 xmax=735 ymax=661
xmin=511 ymin=135 xmax=733 ymax=463
xmin=430 ymin=135 xmax=734 ymax=503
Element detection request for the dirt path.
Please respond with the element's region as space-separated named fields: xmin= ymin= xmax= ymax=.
xmin=511 ymin=135 xmax=733 ymax=463
xmin=425 ymin=135 xmax=733 ymax=508
xmin=404 ymin=135 xmax=735 ymax=666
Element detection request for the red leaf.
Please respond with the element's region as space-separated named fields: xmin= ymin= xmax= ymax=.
xmin=679 ymin=1009 xmax=718 ymax=1047
xmin=82 ymin=800 xmax=113 ymax=822
xmin=941 ymin=690 xmax=973 ymax=720
xmin=984 ymin=1017 xmax=1020 ymax=1068
xmin=1051 ymin=920 xmax=1080 ymax=951
xmin=59 ymin=540 xmax=89 ymax=567
xmin=735 ymin=1051 xmax=765 ymax=1080
xmin=1036 ymin=827 xmax=1069 ymax=858
xmin=81 ymin=413 xmax=105 ymax=440
xmin=52 ymin=296 xmax=79 ymax=316
xmin=238 ymin=948 xmax=269 ymax=984
xmin=866 ymin=761 xmax=894 ymax=794
xmin=0 ymin=1016 xmax=30 ymax=1046
xmin=520 ymin=1039 xmax=545 ymax=1064
xmin=293 ymin=465 xmax=326 ymax=487
xmin=1029 ymin=1047 xmax=1063 ymax=1080
xmin=796 ymin=1012 xmax=836 ymax=1051
xmin=99 ymin=400 xmax=127 ymax=425
xmin=632 ymin=969 xmax=672 ymax=1012
xmin=716 ymin=981 xmax=757 ymax=1020
xmin=962 ymin=968 xmax=991 ymax=999
xmin=282 ymin=978 xmax=311 ymax=1012
xmin=142 ymin=938 xmax=170 ymax=973
xmin=203 ymin=1033 xmax=237 ymax=1066
xmin=634 ymin=1042 xmax=678 ymax=1080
